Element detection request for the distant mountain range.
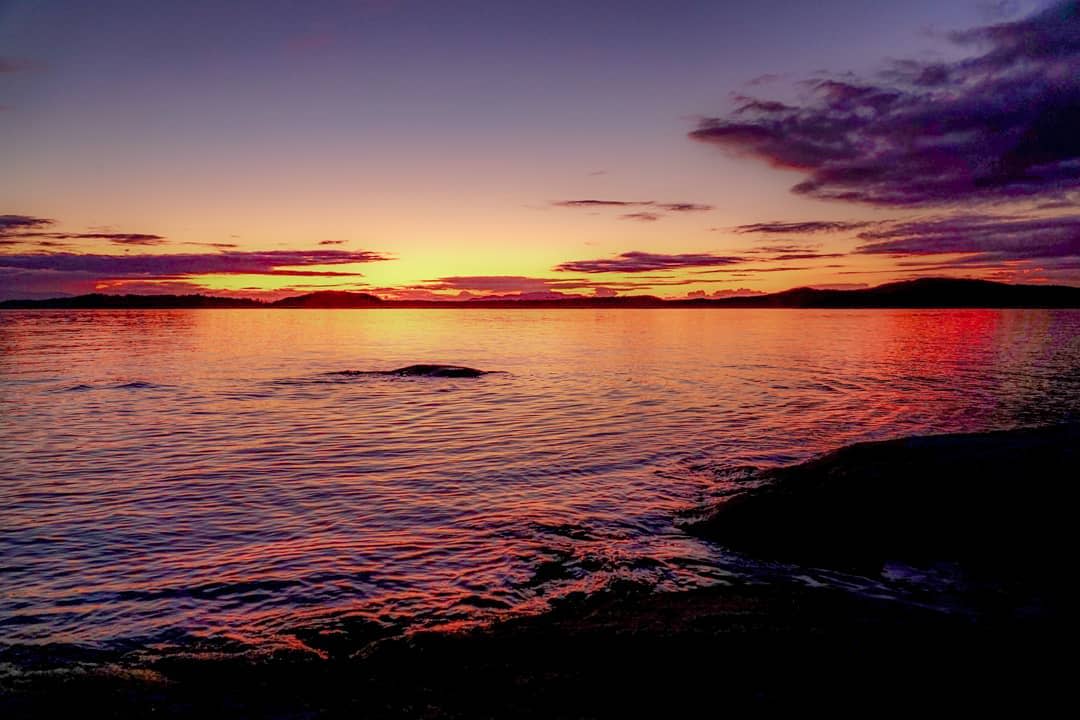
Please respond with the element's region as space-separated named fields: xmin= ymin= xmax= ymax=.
xmin=3 ymin=278 xmax=1080 ymax=309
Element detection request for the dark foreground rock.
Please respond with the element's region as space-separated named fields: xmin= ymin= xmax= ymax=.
xmin=0 ymin=582 xmax=1068 ymax=718
xmin=3 ymin=424 xmax=1074 ymax=718
xmin=683 ymin=423 xmax=1079 ymax=575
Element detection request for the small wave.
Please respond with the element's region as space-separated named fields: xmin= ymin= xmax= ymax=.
xmin=456 ymin=594 xmax=512 ymax=610
xmin=113 ymin=578 xmax=300 ymax=602
xmin=54 ymin=381 xmax=170 ymax=392
xmin=531 ymin=522 xmax=597 ymax=541
xmin=57 ymin=383 xmax=94 ymax=392
xmin=112 ymin=381 xmax=168 ymax=390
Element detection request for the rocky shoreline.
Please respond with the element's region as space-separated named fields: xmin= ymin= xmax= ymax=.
xmin=683 ymin=423 xmax=1077 ymax=576
xmin=3 ymin=424 xmax=1074 ymax=717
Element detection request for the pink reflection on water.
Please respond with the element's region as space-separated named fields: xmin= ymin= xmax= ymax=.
xmin=1 ymin=308 xmax=1078 ymax=647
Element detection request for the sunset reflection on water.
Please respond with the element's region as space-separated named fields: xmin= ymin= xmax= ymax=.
xmin=1 ymin=309 xmax=1078 ymax=650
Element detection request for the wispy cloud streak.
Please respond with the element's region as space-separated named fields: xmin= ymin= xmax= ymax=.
xmin=553 ymin=199 xmax=713 ymax=220
xmin=0 ymin=249 xmax=391 ymax=276
xmin=734 ymin=220 xmax=878 ymax=234
xmin=554 ymin=251 xmax=745 ymax=273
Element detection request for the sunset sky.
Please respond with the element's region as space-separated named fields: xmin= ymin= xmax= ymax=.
xmin=2 ymin=0 xmax=1078 ymax=300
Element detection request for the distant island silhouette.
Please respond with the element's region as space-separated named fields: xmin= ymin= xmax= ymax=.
xmin=3 ymin=278 xmax=1079 ymax=309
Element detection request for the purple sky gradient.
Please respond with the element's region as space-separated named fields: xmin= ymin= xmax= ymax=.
xmin=1 ymin=1 xmax=1077 ymax=299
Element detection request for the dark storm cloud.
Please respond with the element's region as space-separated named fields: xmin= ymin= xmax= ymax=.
xmin=690 ymin=1 xmax=1080 ymax=207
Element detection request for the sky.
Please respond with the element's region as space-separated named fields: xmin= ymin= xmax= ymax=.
xmin=2 ymin=0 xmax=1078 ymax=300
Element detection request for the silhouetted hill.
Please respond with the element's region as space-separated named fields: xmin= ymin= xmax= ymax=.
xmin=2 ymin=278 xmax=1079 ymax=309
xmin=682 ymin=278 xmax=1080 ymax=308
xmin=665 ymin=278 xmax=1080 ymax=308
xmin=271 ymin=291 xmax=384 ymax=308
xmin=0 ymin=293 xmax=264 ymax=309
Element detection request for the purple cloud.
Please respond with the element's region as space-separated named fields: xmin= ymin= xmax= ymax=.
xmin=744 ymin=243 xmax=821 ymax=254
xmin=552 ymin=198 xmax=643 ymax=207
xmin=855 ymin=214 xmax=1080 ymax=263
xmin=20 ymin=232 xmax=167 ymax=245
xmin=553 ymin=199 xmax=650 ymax=208
xmin=409 ymin=275 xmax=649 ymax=295
xmin=381 ymin=275 xmax=617 ymax=300
xmin=394 ymin=273 xmax=759 ymax=300
xmin=0 ymin=215 xmax=54 ymax=235
xmin=654 ymin=203 xmax=713 ymax=212
xmin=419 ymin=276 xmax=586 ymax=293
xmin=693 ymin=265 xmax=814 ymax=275
xmin=554 ymin=246 xmax=848 ymax=274
xmin=0 ymin=249 xmax=391 ymax=277
xmin=553 ymin=199 xmax=713 ymax=219
xmin=554 ymin=251 xmax=745 ymax=273
xmin=690 ymin=1 xmax=1080 ymax=206
xmin=734 ymin=220 xmax=877 ymax=234
xmin=2 ymin=214 xmax=168 ymax=246
xmin=768 ymin=252 xmax=846 ymax=261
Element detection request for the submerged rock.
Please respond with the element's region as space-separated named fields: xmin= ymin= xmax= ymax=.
xmin=328 ymin=364 xmax=497 ymax=378
xmin=383 ymin=364 xmax=493 ymax=378
xmin=682 ymin=423 xmax=1079 ymax=573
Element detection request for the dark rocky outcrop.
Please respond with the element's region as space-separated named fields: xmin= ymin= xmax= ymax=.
xmin=682 ymin=423 xmax=1079 ymax=573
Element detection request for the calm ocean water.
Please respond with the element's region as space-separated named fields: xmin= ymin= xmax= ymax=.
xmin=2 ymin=309 xmax=1079 ymax=653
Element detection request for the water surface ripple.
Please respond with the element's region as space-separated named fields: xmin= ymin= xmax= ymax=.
xmin=1 ymin=309 xmax=1078 ymax=651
